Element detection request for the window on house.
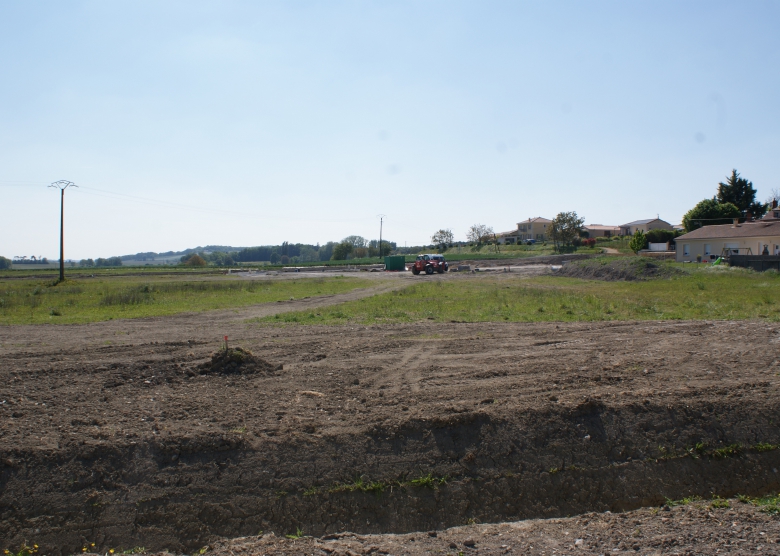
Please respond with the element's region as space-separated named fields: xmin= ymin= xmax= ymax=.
xmin=683 ymin=244 xmax=690 ymax=256
xmin=704 ymin=244 xmax=711 ymax=255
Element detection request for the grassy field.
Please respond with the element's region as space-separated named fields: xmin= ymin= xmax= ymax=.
xmin=259 ymin=266 xmax=780 ymax=325
xmin=0 ymin=276 xmax=371 ymax=325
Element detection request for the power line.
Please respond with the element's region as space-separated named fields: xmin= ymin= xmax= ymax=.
xmin=0 ymin=180 xmax=377 ymax=224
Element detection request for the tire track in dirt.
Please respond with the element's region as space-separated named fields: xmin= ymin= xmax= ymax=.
xmin=0 ymin=280 xmax=411 ymax=356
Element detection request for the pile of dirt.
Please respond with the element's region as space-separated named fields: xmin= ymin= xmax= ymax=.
xmin=556 ymin=256 xmax=684 ymax=281
xmin=198 ymin=347 xmax=282 ymax=375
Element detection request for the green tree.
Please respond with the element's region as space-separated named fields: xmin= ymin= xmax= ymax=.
xmin=331 ymin=241 xmax=353 ymax=261
xmin=431 ymin=229 xmax=454 ymax=251
xmin=342 ymin=235 xmax=367 ymax=249
xmin=0 ymin=256 xmax=12 ymax=270
xmin=318 ymin=242 xmax=335 ymax=261
xmin=628 ymin=230 xmax=647 ymax=254
xmin=182 ymin=254 xmax=207 ymax=267
xmin=717 ymin=169 xmax=766 ymax=219
xmin=466 ymin=224 xmax=493 ymax=245
xmin=682 ymin=198 xmax=741 ymax=232
xmin=549 ymin=211 xmax=584 ymax=251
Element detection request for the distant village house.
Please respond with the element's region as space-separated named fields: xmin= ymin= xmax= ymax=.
xmin=498 ymin=217 xmax=552 ymax=244
xmin=584 ymin=224 xmax=620 ymax=238
xmin=619 ymin=218 xmax=673 ymax=236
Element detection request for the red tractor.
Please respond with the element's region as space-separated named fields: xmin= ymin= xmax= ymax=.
xmin=409 ymin=254 xmax=448 ymax=275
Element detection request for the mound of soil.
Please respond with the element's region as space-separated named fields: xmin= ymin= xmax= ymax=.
xmin=199 ymin=347 xmax=282 ymax=375
xmin=556 ymin=256 xmax=683 ymax=281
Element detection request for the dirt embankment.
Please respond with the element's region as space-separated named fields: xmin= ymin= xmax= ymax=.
xmin=2 ymin=319 xmax=780 ymax=553
xmin=556 ymin=256 xmax=684 ymax=281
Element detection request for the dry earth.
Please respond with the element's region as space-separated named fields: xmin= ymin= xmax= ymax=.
xmin=2 ymin=273 xmax=780 ymax=554
xmin=206 ymin=500 xmax=780 ymax=555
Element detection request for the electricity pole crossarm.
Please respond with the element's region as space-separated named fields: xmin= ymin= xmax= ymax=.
xmin=49 ymin=180 xmax=77 ymax=282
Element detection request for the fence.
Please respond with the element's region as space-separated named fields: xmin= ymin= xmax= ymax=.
xmin=728 ymin=255 xmax=780 ymax=272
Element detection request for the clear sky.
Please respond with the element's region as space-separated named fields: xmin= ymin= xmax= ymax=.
xmin=1 ymin=1 xmax=778 ymax=259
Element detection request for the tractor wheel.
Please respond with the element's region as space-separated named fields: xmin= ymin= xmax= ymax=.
xmin=425 ymin=265 xmax=434 ymax=275
xmin=412 ymin=268 xmax=420 ymax=275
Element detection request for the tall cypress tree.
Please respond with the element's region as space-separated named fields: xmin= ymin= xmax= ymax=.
xmin=717 ymin=169 xmax=766 ymax=219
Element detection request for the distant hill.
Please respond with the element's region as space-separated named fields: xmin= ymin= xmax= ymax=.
xmin=120 ymin=246 xmax=248 ymax=261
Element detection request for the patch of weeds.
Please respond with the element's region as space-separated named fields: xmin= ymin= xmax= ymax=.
xmin=686 ymin=442 xmax=707 ymax=458
xmin=409 ymin=473 xmax=447 ymax=489
xmin=753 ymin=442 xmax=778 ymax=452
xmin=549 ymin=467 xmax=560 ymax=474
xmin=665 ymin=495 xmax=701 ymax=507
xmin=4 ymin=544 xmax=39 ymax=556
xmin=710 ymin=495 xmax=730 ymax=509
xmin=328 ymin=476 xmax=387 ymax=496
xmin=303 ymin=486 xmax=319 ymax=496
xmin=229 ymin=426 xmax=247 ymax=434
xmin=711 ymin=443 xmax=741 ymax=458
xmin=49 ymin=308 xmax=62 ymax=316
xmin=738 ymin=493 xmax=780 ymax=515
xmin=285 ymin=527 xmax=304 ymax=539
xmin=275 ymin=490 xmax=288 ymax=499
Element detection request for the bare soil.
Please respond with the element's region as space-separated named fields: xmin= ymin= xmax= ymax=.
xmin=206 ymin=500 xmax=780 ymax=555
xmin=2 ymin=284 xmax=780 ymax=554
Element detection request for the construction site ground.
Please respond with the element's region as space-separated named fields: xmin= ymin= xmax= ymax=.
xmin=2 ymin=269 xmax=780 ymax=554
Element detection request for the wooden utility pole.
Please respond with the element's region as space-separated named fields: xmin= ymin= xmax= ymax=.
xmin=49 ymin=180 xmax=77 ymax=282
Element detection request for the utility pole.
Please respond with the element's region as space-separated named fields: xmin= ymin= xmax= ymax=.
xmin=49 ymin=180 xmax=77 ymax=282
xmin=377 ymin=214 xmax=386 ymax=260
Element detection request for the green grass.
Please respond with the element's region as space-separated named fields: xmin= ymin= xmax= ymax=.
xmin=0 ymin=276 xmax=371 ymax=325
xmin=259 ymin=267 xmax=780 ymax=325
xmin=738 ymin=493 xmax=780 ymax=515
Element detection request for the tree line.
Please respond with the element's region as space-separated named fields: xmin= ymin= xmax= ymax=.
xmin=180 ymin=237 xmax=400 ymax=266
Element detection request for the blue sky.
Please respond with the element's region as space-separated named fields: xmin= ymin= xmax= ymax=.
xmin=1 ymin=1 xmax=778 ymax=259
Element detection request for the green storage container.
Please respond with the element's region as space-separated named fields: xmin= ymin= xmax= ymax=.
xmin=384 ymin=255 xmax=406 ymax=271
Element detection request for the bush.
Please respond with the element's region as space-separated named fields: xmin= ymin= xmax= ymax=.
xmin=0 ymin=256 xmax=11 ymax=270
xmin=629 ymin=230 xmax=648 ymax=254
xmin=183 ymin=254 xmax=207 ymax=267
xmin=646 ymin=229 xmax=676 ymax=244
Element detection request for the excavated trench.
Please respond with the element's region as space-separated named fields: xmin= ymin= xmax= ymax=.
xmin=3 ymin=399 xmax=780 ymax=554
